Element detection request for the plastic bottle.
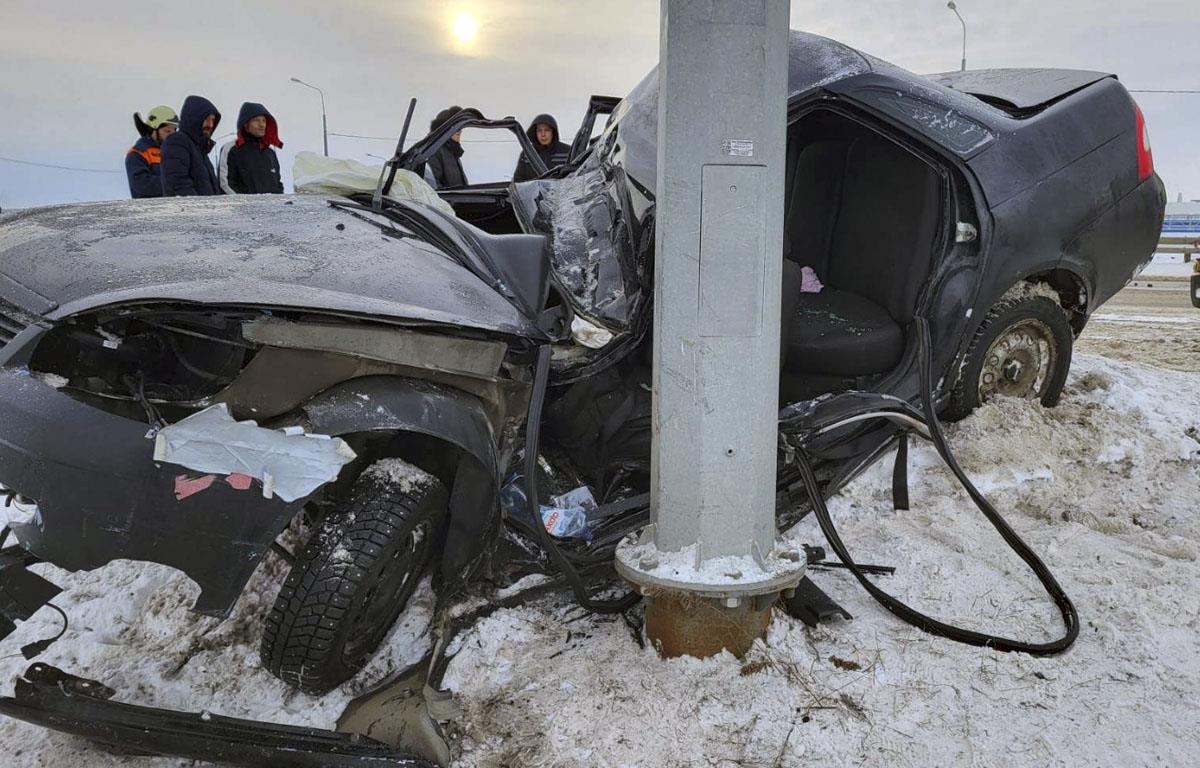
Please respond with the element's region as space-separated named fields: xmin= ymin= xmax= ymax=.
xmin=500 ymin=474 xmax=592 ymax=541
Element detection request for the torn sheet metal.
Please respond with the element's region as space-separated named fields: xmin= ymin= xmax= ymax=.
xmin=153 ymin=404 xmax=356 ymax=503
xmin=511 ymin=151 xmax=646 ymax=334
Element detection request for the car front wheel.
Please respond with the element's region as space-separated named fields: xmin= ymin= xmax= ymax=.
xmin=260 ymin=458 xmax=447 ymax=695
xmin=944 ymin=294 xmax=1073 ymax=420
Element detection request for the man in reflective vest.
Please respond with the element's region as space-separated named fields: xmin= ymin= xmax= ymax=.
xmin=126 ymin=106 xmax=179 ymax=199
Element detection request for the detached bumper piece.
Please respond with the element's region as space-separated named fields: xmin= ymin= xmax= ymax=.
xmin=781 ymin=577 xmax=852 ymax=628
xmin=0 ymin=664 xmax=436 ymax=768
xmin=0 ymin=547 xmax=61 ymax=641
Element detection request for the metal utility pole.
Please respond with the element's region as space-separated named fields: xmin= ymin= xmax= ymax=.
xmin=291 ymin=77 xmax=329 ymax=156
xmin=947 ymin=1 xmax=967 ymax=71
xmin=615 ymin=0 xmax=803 ymax=659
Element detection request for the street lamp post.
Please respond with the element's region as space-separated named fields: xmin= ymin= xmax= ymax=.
xmin=613 ymin=0 xmax=805 ymax=660
xmin=290 ymin=77 xmax=329 ymax=157
xmin=947 ymin=1 xmax=967 ymax=71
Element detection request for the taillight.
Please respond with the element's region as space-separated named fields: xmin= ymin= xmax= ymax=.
xmin=1134 ymin=101 xmax=1154 ymax=181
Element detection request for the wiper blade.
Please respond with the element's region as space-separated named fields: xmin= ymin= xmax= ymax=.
xmin=326 ymin=200 xmax=422 ymax=243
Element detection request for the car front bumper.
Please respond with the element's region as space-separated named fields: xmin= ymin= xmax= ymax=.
xmin=0 ymin=663 xmax=434 ymax=767
xmin=0 ymin=366 xmax=304 ymax=625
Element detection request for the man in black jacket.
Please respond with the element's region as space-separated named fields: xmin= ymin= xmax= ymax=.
xmin=161 ymin=95 xmax=222 ymax=196
xmin=423 ymin=106 xmax=471 ymax=189
xmin=512 ymin=114 xmax=571 ymax=182
xmin=218 ymin=102 xmax=284 ymax=194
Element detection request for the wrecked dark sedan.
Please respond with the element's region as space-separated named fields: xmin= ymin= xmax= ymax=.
xmin=0 ymin=28 xmax=1165 ymax=721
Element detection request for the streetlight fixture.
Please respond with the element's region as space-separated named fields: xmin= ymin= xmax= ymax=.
xmin=947 ymin=1 xmax=967 ymax=72
xmin=290 ymin=77 xmax=329 ymax=157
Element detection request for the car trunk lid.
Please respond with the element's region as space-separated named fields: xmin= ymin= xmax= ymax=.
xmin=926 ymin=68 xmax=1114 ymax=114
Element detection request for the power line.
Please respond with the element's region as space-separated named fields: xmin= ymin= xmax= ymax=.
xmin=328 ymin=131 xmax=400 ymax=141
xmin=328 ymin=131 xmax=517 ymax=144
xmin=0 ymin=155 xmax=123 ymax=174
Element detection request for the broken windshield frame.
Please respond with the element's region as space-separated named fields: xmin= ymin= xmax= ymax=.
xmin=395 ymin=113 xmax=549 ymax=187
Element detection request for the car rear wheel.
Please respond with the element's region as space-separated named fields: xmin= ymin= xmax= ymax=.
xmin=260 ymin=458 xmax=447 ymax=695
xmin=944 ymin=294 xmax=1073 ymax=421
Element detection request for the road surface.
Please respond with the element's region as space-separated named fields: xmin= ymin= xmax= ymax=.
xmin=1078 ymin=278 xmax=1198 ymax=372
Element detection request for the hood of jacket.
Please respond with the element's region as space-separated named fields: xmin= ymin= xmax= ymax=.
xmin=235 ymin=102 xmax=283 ymax=150
xmin=525 ymin=113 xmax=560 ymax=146
xmin=178 ymin=95 xmax=221 ymax=152
xmin=133 ymin=112 xmax=153 ymax=139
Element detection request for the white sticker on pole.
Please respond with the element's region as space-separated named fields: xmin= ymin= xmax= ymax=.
xmin=721 ymin=139 xmax=755 ymax=157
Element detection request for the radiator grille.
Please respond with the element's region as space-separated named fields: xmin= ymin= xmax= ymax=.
xmin=0 ymin=298 xmax=36 ymax=347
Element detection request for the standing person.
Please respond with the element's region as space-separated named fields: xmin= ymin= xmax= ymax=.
xmin=218 ymin=102 xmax=284 ymax=194
xmin=512 ymin=114 xmax=571 ymax=183
xmin=423 ymin=106 xmax=471 ymax=189
xmin=160 ymin=95 xmax=222 ymax=197
xmin=125 ymin=106 xmax=178 ymax=199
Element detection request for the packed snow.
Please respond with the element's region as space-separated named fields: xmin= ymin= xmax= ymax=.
xmin=362 ymin=456 xmax=440 ymax=495
xmin=2 ymin=322 xmax=1198 ymax=766
xmin=441 ymin=353 xmax=1200 ymax=767
xmin=0 ymin=543 xmax=435 ymax=766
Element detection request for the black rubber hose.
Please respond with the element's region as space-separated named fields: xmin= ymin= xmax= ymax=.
xmin=797 ymin=317 xmax=1079 ymax=655
xmin=522 ymin=345 xmax=640 ymax=614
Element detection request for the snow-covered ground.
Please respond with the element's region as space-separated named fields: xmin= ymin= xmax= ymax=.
xmin=2 ymin=320 xmax=1199 ymax=766
xmin=1141 ymin=252 xmax=1197 ymax=279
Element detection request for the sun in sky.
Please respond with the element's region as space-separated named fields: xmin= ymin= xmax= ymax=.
xmin=451 ymin=13 xmax=479 ymax=47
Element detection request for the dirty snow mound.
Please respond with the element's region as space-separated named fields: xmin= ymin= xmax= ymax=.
xmin=440 ymin=353 xmax=1200 ymax=767
xmin=1001 ymin=278 xmax=1065 ymax=304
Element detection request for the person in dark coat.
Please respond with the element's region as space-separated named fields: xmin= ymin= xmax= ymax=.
xmin=160 ymin=95 xmax=222 ymax=196
xmin=218 ymin=102 xmax=284 ymax=194
xmin=125 ymin=106 xmax=178 ymax=199
xmin=423 ymin=106 xmax=471 ymax=189
xmin=512 ymin=114 xmax=571 ymax=183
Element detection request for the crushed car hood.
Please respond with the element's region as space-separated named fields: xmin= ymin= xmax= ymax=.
xmin=0 ymin=195 xmax=543 ymax=338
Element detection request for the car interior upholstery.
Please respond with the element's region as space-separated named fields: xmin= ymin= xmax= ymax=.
xmin=780 ymin=109 xmax=943 ymax=403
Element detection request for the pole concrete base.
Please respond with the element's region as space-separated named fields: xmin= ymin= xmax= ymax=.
xmin=615 ymin=527 xmax=805 ymax=659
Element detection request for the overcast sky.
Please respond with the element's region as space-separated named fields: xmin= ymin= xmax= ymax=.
xmin=1 ymin=0 xmax=1197 ymax=209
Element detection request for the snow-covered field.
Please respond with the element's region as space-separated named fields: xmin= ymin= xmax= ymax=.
xmin=2 ymin=318 xmax=1198 ymax=766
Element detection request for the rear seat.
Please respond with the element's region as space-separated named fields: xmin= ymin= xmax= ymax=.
xmin=782 ymin=133 xmax=939 ymax=378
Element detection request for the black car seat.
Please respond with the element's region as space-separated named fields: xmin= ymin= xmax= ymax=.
xmin=782 ymin=133 xmax=939 ymax=379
